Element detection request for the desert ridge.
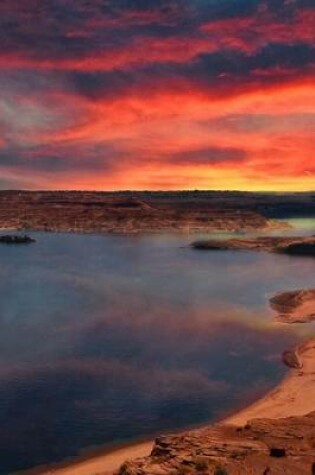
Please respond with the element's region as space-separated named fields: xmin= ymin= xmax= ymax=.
xmin=1 ymin=190 xmax=312 ymax=234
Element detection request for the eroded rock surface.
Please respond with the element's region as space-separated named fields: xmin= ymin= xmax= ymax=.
xmin=270 ymin=288 xmax=315 ymax=323
xmin=117 ymin=412 xmax=315 ymax=475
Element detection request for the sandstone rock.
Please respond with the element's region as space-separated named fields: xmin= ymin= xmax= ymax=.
xmin=191 ymin=236 xmax=315 ymax=255
xmin=282 ymin=350 xmax=302 ymax=369
xmin=116 ymin=412 xmax=315 ymax=475
xmin=270 ymin=289 xmax=315 ymax=324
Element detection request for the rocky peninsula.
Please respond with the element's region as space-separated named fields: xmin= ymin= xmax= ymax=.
xmin=192 ymin=236 xmax=315 ymax=256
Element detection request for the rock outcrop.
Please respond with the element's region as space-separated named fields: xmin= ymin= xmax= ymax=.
xmin=192 ymin=236 xmax=315 ymax=256
xmin=282 ymin=241 xmax=315 ymax=257
xmin=0 ymin=234 xmax=35 ymax=244
xmin=117 ymin=412 xmax=315 ymax=475
xmin=270 ymin=289 xmax=315 ymax=323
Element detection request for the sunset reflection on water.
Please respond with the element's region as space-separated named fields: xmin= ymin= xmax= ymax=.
xmin=0 ymin=229 xmax=313 ymax=473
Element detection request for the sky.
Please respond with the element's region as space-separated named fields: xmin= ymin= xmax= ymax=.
xmin=0 ymin=0 xmax=314 ymax=191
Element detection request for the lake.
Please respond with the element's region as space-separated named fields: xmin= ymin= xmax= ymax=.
xmin=0 ymin=220 xmax=314 ymax=473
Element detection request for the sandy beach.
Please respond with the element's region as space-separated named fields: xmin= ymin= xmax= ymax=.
xmin=226 ymin=288 xmax=315 ymax=425
xmin=33 ymin=288 xmax=315 ymax=475
xmin=226 ymin=337 xmax=315 ymax=425
xmin=35 ymin=442 xmax=153 ymax=475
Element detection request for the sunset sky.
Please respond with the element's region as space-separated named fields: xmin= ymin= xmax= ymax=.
xmin=0 ymin=0 xmax=314 ymax=191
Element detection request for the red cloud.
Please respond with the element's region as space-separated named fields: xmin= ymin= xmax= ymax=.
xmin=0 ymin=35 xmax=217 ymax=72
xmin=0 ymin=7 xmax=313 ymax=73
xmin=201 ymin=8 xmax=315 ymax=53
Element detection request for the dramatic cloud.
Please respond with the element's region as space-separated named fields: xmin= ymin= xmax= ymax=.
xmin=0 ymin=0 xmax=314 ymax=190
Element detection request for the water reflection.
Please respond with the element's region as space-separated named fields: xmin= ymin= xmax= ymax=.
xmin=275 ymin=217 xmax=315 ymax=236
xmin=0 ymin=231 xmax=314 ymax=473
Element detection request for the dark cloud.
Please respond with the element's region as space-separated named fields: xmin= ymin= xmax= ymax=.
xmin=178 ymin=43 xmax=314 ymax=87
xmin=0 ymin=144 xmax=246 ymax=175
xmin=62 ymin=41 xmax=314 ymax=101
xmin=0 ymin=0 xmax=313 ymax=100
xmin=206 ymin=113 xmax=315 ymax=134
xmin=0 ymin=142 xmax=124 ymax=173
xmin=170 ymin=146 xmax=247 ymax=165
xmin=0 ymin=0 xmax=312 ymax=62
xmin=192 ymin=0 xmax=260 ymax=21
xmin=0 ymin=177 xmax=32 ymax=189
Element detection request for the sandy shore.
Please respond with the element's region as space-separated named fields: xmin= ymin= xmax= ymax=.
xmin=226 ymin=289 xmax=315 ymax=425
xmin=225 ymin=337 xmax=315 ymax=425
xmin=33 ymin=288 xmax=315 ymax=475
xmin=35 ymin=442 xmax=153 ymax=475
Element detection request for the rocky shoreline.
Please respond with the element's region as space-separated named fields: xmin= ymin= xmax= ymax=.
xmin=32 ymin=288 xmax=315 ymax=475
xmin=13 ymin=219 xmax=313 ymax=475
xmin=270 ymin=289 xmax=315 ymax=323
xmin=114 ymin=288 xmax=315 ymax=475
xmin=117 ymin=412 xmax=315 ymax=475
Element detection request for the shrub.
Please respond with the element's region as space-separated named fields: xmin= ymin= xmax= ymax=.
xmin=194 ymin=456 xmax=211 ymax=471
xmin=214 ymin=466 xmax=228 ymax=475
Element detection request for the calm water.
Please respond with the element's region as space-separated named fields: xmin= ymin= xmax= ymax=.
xmin=0 ymin=221 xmax=314 ymax=473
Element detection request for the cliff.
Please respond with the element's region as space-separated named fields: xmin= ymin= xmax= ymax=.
xmin=117 ymin=412 xmax=315 ymax=475
xmin=0 ymin=191 xmax=296 ymax=234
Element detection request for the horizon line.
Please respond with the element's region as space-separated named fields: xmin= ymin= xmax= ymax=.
xmin=0 ymin=189 xmax=314 ymax=194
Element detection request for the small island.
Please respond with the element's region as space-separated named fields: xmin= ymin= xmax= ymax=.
xmin=0 ymin=234 xmax=36 ymax=244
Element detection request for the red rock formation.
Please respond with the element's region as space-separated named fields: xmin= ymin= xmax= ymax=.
xmin=0 ymin=191 xmax=288 ymax=234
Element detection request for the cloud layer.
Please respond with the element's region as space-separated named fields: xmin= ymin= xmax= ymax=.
xmin=0 ymin=0 xmax=314 ymax=190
